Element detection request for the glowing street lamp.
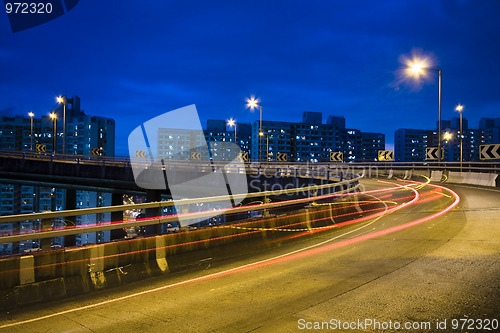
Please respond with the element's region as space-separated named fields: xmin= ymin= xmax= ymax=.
xmin=227 ymin=118 xmax=237 ymax=142
xmin=246 ymin=97 xmax=263 ymax=162
xmin=28 ymin=112 xmax=34 ymax=151
xmin=407 ymin=58 xmax=443 ymax=162
xmin=443 ymin=132 xmax=452 ymax=141
xmin=50 ymin=112 xmax=57 ymax=153
xmin=456 ymin=104 xmax=464 ymax=172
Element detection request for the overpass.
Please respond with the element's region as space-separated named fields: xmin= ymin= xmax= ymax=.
xmin=0 ymin=176 xmax=498 ymax=331
xmin=0 ymin=150 xmax=499 ymax=327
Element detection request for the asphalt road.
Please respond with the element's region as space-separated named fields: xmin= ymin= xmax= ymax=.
xmin=1 ymin=179 xmax=499 ymax=332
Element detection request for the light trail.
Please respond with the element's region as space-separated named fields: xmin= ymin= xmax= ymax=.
xmin=0 ymin=181 xmax=460 ymax=330
xmin=7 ymin=183 xmax=408 ymax=235
xmin=0 ymin=185 xmax=423 ymax=274
xmin=0 ymin=189 xmax=393 ymax=330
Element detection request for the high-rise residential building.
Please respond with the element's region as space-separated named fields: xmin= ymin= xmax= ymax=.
xmin=292 ymin=123 xmax=342 ymax=162
xmin=252 ymin=120 xmax=292 ymax=161
xmin=360 ymin=132 xmax=386 ymax=161
xmin=0 ymin=96 xmax=115 ymax=255
xmin=235 ymin=123 xmax=252 ymax=157
xmin=156 ymin=120 xmax=252 ymax=162
xmin=247 ymin=112 xmax=383 ymax=162
xmin=480 ymin=117 xmax=500 ymax=144
xmin=396 ymin=117 xmax=499 ymax=162
xmin=326 ymin=115 xmax=346 ymax=129
xmin=395 ymin=129 xmax=429 ymax=162
xmin=158 ymin=128 xmax=207 ymax=160
xmin=302 ymin=111 xmax=322 ymax=125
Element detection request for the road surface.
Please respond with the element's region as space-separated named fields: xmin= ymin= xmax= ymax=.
xmin=1 ymin=178 xmax=499 ymax=332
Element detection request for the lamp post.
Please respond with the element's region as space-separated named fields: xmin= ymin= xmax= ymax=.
xmin=266 ymin=135 xmax=269 ymax=162
xmin=227 ymin=118 xmax=237 ymax=143
xmin=56 ymin=96 xmax=66 ymax=154
xmin=456 ymin=104 xmax=464 ymax=172
xmin=50 ymin=112 xmax=57 ymax=153
xmin=28 ymin=112 xmax=34 ymax=151
xmin=246 ymin=97 xmax=263 ymax=162
xmin=408 ymin=62 xmax=442 ymax=163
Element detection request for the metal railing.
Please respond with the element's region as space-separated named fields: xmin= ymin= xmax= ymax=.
xmin=0 ymin=169 xmax=361 ymax=245
xmin=1 ymin=149 xmax=498 ymax=171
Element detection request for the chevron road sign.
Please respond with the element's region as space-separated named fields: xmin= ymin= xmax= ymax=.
xmin=330 ymin=152 xmax=343 ymax=162
xmin=91 ymin=148 xmax=102 ymax=156
xmin=378 ymin=150 xmax=394 ymax=161
xmin=190 ymin=152 xmax=201 ymax=160
xmin=426 ymin=147 xmax=443 ymax=160
xmin=277 ymin=153 xmax=287 ymax=162
xmin=480 ymin=144 xmax=500 ymax=160
xmin=135 ymin=150 xmax=146 ymax=158
xmin=237 ymin=152 xmax=249 ymax=162
xmin=35 ymin=144 xmax=46 ymax=153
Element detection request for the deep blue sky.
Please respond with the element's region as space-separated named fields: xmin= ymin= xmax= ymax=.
xmin=1 ymin=0 xmax=499 ymax=156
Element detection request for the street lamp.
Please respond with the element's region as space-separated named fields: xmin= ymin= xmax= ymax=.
xmin=227 ymin=118 xmax=237 ymax=143
xmin=50 ymin=112 xmax=57 ymax=153
xmin=28 ymin=112 xmax=34 ymax=151
xmin=407 ymin=60 xmax=443 ymax=163
xmin=456 ymin=104 xmax=464 ymax=172
xmin=246 ymin=97 xmax=263 ymax=162
xmin=56 ymin=96 xmax=67 ymax=154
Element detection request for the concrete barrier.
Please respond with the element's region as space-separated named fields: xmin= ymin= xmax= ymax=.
xmin=468 ymin=172 xmax=483 ymax=186
xmin=462 ymin=172 xmax=473 ymax=184
xmin=430 ymin=170 xmax=443 ymax=182
xmin=478 ymin=173 xmax=498 ymax=187
xmin=403 ymin=170 xmax=413 ymax=180
xmin=0 ymin=200 xmax=356 ymax=310
xmin=393 ymin=169 xmax=405 ymax=178
xmin=446 ymin=172 xmax=464 ymax=184
xmin=448 ymin=172 xmax=498 ymax=187
xmin=387 ymin=169 xmax=393 ymax=179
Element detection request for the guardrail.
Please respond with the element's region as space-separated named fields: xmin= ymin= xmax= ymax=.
xmin=0 ymin=169 xmax=361 ymax=245
xmin=1 ymin=149 xmax=498 ymax=172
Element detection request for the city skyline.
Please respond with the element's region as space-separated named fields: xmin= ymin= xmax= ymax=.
xmin=3 ymin=96 xmax=497 ymax=160
xmin=1 ymin=1 xmax=499 ymax=156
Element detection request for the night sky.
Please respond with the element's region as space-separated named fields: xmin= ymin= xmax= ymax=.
xmin=1 ymin=1 xmax=499 ymax=156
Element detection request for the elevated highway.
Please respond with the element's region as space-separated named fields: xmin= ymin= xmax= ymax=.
xmin=0 ymin=178 xmax=499 ymax=332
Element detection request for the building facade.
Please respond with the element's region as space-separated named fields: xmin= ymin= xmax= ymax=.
xmin=248 ymin=113 xmax=384 ymax=163
xmin=0 ymin=96 xmax=115 ymax=255
xmin=395 ymin=117 xmax=500 ymax=162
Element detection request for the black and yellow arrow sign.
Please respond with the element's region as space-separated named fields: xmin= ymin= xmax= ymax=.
xmin=35 ymin=144 xmax=46 ymax=153
xmin=330 ymin=152 xmax=343 ymax=162
xmin=91 ymin=148 xmax=102 ymax=156
xmin=426 ymin=147 xmax=443 ymax=160
xmin=135 ymin=150 xmax=146 ymax=158
xmin=238 ymin=152 xmax=249 ymax=162
xmin=277 ymin=153 xmax=287 ymax=162
xmin=378 ymin=150 xmax=394 ymax=161
xmin=191 ymin=152 xmax=201 ymax=160
xmin=480 ymin=144 xmax=500 ymax=160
